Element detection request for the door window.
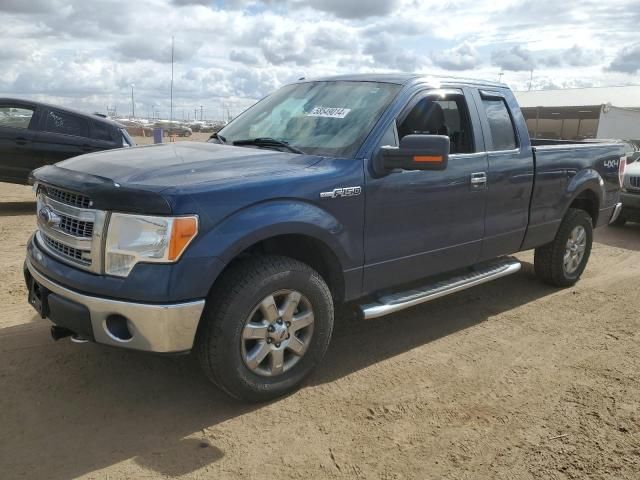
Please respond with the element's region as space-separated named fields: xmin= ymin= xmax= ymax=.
xmin=44 ymin=110 xmax=89 ymax=138
xmin=481 ymin=99 xmax=517 ymax=151
xmin=91 ymin=121 xmax=113 ymax=142
xmin=0 ymin=106 xmax=34 ymax=129
xmin=398 ymin=94 xmax=475 ymax=154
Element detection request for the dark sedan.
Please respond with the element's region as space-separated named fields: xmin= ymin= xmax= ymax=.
xmin=0 ymin=98 xmax=135 ymax=185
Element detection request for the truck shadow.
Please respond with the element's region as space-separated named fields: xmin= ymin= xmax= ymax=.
xmin=0 ymin=262 xmax=555 ymax=479
xmin=594 ymin=223 xmax=640 ymax=252
xmin=0 ymin=201 xmax=36 ymax=216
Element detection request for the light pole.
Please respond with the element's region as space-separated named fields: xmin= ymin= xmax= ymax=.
xmin=130 ymin=84 xmax=135 ymax=119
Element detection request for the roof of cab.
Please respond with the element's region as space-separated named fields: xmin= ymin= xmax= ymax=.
xmin=306 ymin=73 xmax=507 ymax=89
xmin=0 ymin=97 xmax=124 ymax=128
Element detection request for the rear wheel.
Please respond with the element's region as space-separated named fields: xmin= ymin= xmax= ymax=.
xmin=534 ymin=208 xmax=593 ymax=287
xmin=196 ymin=255 xmax=333 ymax=402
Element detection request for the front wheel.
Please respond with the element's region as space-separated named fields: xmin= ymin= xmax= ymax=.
xmin=196 ymin=255 xmax=334 ymax=402
xmin=534 ymin=208 xmax=593 ymax=287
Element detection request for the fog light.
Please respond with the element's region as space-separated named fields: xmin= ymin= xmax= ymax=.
xmin=105 ymin=314 xmax=133 ymax=341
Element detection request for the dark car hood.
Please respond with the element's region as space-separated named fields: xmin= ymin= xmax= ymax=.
xmin=56 ymin=142 xmax=322 ymax=188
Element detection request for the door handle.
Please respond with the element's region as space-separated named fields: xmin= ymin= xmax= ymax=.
xmin=15 ymin=137 xmax=28 ymax=146
xmin=470 ymin=172 xmax=487 ymax=188
xmin=82 ymin=144 xmax=93 ymax=152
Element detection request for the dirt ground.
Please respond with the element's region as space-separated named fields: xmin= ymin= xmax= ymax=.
xmin=0 ymin=178 xmax=638 ymax=479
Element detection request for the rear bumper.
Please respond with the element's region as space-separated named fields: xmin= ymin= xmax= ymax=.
xmin=25 ymin=257 xmax=205 ymax=353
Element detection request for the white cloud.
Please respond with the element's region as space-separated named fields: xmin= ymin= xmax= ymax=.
xmin=432 ymin=43 xmax=482 ymax=71
xmin=0 ymin=0 xmax=638 ymax=119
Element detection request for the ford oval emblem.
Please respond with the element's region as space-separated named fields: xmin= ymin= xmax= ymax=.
xmin=38 ymin=207 xmax=61 ymax=228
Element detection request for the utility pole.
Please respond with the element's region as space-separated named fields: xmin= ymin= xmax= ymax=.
xmin=200 ymin=105 xmax=203 ymax=121
xmin=170 ymin=36 xmax=174 ymax=124
xmin=498 ymin=72 xmax=504 ymax=83
xmin=130 ymin=84 xmax=135 ymax=118
xmin=528 ymin=69 xmax=534 ymax=91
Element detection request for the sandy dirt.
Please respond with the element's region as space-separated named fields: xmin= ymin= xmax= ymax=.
xmin=0 ymin=178 xmax=638 ymax=479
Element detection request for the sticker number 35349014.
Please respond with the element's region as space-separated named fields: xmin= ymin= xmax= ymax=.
xmin=306 ymin=106 xmax=351 ymax=119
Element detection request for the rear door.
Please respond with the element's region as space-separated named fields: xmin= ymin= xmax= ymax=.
xmin=0 ymin=103 xmax=41 ymax=183
xmin=471 ymin=88 xmax=535 ymax=260
xmin=89 ymin=120 xmax=119 ymax=151
xmin=34 ymin=108 xmax=93 ymax=164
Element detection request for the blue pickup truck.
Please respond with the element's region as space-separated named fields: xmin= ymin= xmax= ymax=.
xmin=25 ymin=74 xmax=631 ymax=401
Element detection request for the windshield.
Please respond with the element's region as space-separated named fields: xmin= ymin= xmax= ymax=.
xmin=215 ymin=81 xmax=400 ymax=158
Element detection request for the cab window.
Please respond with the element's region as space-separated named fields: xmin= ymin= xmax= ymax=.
xmin=397 ymin=93 xmax=475 ymax=154
xmin=44 ymin=110 xmax=89 ymax=138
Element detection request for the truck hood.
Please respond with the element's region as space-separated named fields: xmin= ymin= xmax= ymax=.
xmin=56 ymin=141 xmax=322 ymax=188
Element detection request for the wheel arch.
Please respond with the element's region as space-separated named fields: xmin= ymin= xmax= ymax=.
xmin=193 ymin=200 xmax=356 ymax=304
xmin=565 ymin=168 xmax=605 ymax=225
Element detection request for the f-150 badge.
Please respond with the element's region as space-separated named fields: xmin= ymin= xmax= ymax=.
xmin=320 ymin=186 xmax=362 ymax=199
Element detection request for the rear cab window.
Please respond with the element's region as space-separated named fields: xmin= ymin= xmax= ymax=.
xmin=91 ymin=121 xmax=114 ymax=142
xmin=480 ymin=96 xmax=518 ymax=151
xmin=44 ymin=110 xmax=89 ymax=138
xmin=0 ymin=105 xmax=35 ymax=130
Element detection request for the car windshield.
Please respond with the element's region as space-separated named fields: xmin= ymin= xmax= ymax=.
xmin=214 ymin=81 xmax=401 ymax=158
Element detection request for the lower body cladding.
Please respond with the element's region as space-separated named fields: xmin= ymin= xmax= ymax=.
xmin=24 ymin=258 xmax=205 ymax=353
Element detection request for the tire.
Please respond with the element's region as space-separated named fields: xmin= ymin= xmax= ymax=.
xmin=534 ymin=208 xmax=593 ymax=287
xmin=195 ymin=255 xmax=334 ymax=402
xmin=610 ymin=214 xmax=626 ymax=227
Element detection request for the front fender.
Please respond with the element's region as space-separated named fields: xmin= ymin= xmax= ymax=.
xmin=187 ymin=199 xmax=358 ymax=270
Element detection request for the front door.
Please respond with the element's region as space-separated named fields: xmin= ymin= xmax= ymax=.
xmin=363 ymin=88 xmax=489 ymax=294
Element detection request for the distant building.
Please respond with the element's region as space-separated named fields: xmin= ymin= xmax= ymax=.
xmin=514 ymin=86 xmax=640 ymax=141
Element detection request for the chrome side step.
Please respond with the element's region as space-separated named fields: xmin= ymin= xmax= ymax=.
xmin=360 ymin=258 xmax=522 ymax=320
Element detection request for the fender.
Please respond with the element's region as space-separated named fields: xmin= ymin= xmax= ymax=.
xmin=563 ymin=167 xmax=605 ymax=219
xmin=187 ymin=199 xmax=358 ymax=271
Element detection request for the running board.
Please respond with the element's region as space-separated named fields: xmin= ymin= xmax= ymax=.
xmin=360 ymin=258 xmax=522 ymax=320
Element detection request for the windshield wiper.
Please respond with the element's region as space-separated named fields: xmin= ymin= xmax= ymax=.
xmin=209 ymin=132 xmax=227 ymax=144
xmin=233 ymin=137 xmax=305 ymax=154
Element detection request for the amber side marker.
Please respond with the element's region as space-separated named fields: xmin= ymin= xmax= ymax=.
xmin=413 ymin=155 xmax=443 ymax=163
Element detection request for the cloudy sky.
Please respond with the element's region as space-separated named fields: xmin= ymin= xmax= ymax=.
xmin=1 ymin=0 xmax=639 ymax=120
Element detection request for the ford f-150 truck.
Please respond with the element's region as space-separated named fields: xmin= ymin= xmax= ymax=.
xmin=24 ymin=74 xmax=631 ymax=401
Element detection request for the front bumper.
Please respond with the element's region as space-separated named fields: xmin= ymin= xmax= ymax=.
xmin=621 ymin=191 xmax=640 ymax=209
xmin=25 ymin=257 xmax=205 ymax=353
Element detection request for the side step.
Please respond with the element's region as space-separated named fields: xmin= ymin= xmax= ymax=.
xmin=360 ymin=258 xmax=522 ymax=320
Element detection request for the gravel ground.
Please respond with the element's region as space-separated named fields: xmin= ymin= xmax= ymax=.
xmin=0 ymin=177 xmax=638 ymax=479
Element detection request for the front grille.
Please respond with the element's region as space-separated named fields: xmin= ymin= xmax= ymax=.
xmin=41 ymin=233 xmax=92 ymax=266
xmin=58 ymin=215 xmax=94 ymax=238
xmin=36 ymin=185 xmax=105 ymax=273
xmin=44 ymin=186 xmax=92 ymax=209
xmin=630 ymin=176 xmax=640 ymax=189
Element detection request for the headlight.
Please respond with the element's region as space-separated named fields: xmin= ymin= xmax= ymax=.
xmin=105 ymin=213 xmax=198 ymax=277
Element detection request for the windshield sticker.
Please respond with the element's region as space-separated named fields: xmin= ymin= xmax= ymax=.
xmin=306 ymin=106 xmax=351 ymax=119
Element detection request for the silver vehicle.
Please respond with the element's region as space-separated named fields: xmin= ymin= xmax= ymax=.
xmin=612 ymin=157 xmax=640 ymax=226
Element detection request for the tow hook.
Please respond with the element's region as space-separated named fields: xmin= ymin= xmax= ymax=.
xmin=50 ymin=326 xmax=73 ymax=341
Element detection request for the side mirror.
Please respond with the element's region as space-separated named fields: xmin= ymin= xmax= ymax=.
xmin=374 ymin=134 xmax=450 ymax=175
